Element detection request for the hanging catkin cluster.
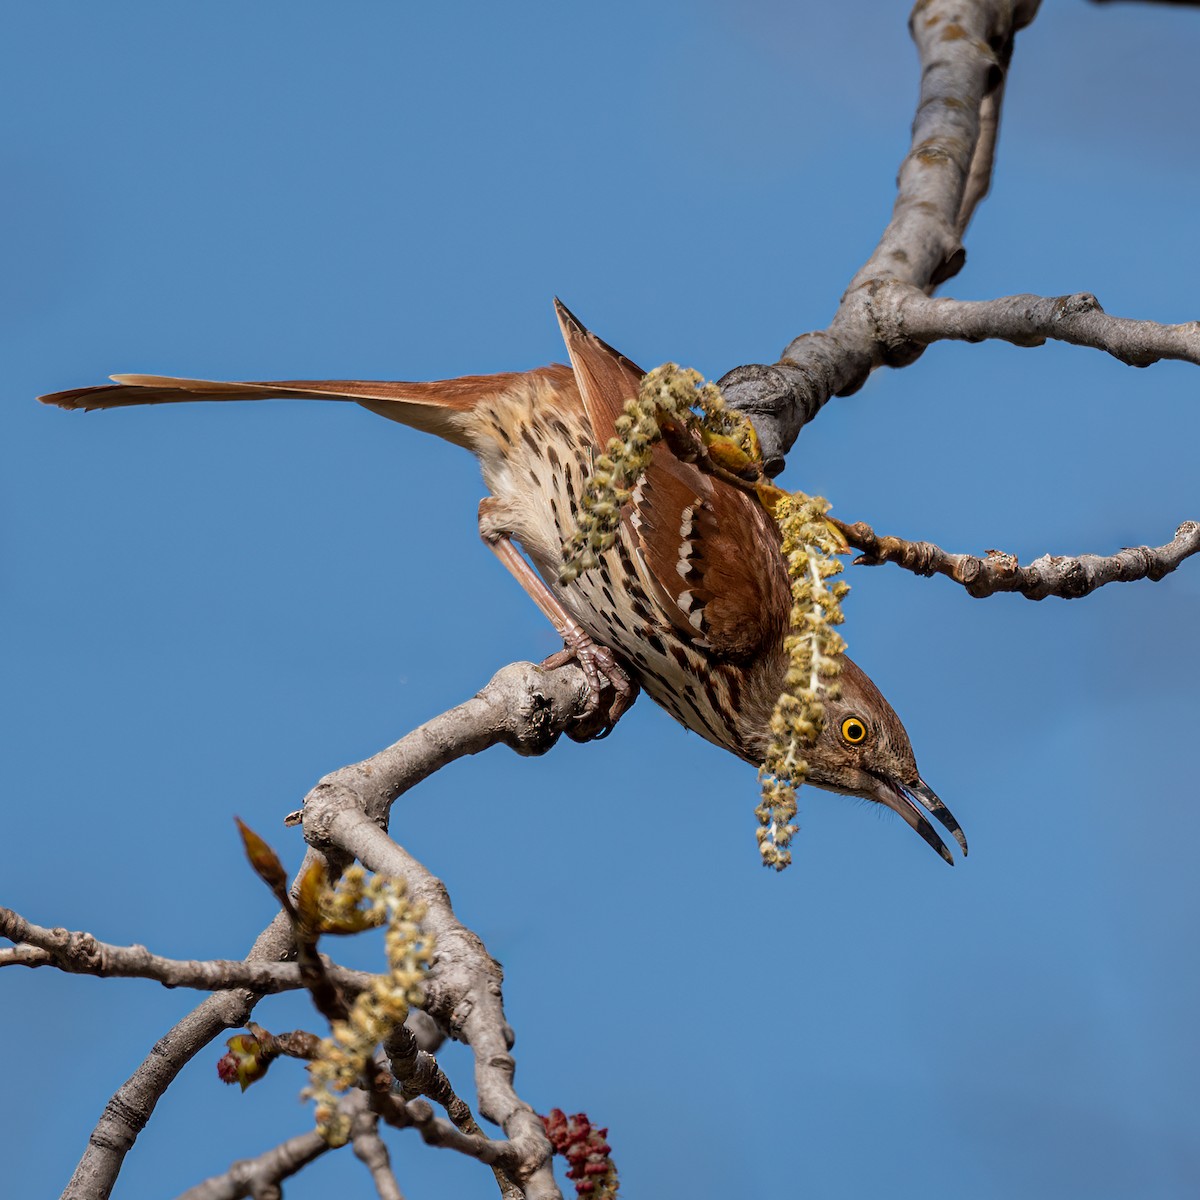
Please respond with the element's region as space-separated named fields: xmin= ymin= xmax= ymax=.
xmin=755 ymin=492 xmax=849 ymax=870
xmin=561 ymin=365 xmax=848 ymax=870
xmin=304 ymin=867 xmax=434 ymax=1145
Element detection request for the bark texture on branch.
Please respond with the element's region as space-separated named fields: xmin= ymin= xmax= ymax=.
xmin=833 ymin=517 xmax=1200 ymax=599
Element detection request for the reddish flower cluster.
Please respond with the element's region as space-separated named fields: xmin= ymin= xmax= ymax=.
xmin=540 ymin=1108 xmax=619 ymax=1198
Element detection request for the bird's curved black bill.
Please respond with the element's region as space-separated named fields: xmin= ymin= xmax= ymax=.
xmin=909 ymin=777 xmax=967 ymax=858
xmin=870 ymin=774 xmax=968 ymax=865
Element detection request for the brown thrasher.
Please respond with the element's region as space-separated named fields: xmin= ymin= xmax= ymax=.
xmin=40 ymin=301 xmax=966 ymax=864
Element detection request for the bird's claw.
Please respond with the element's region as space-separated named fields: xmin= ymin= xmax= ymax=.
xmin=542 ymin=632 xmax=638 ymax=741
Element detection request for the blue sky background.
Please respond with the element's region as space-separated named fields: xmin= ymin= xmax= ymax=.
xmin=4 ymin=3 xmax=1199 ymax=1197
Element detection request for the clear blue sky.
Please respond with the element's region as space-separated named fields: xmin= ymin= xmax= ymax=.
xmin=4 ymin=3 xmax=1199 ymax=1197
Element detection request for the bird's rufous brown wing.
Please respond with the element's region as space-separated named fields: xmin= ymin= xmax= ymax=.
xmin=628 ymin=445 xmax=790 ymax=661
xmin=555 ymin=300 xmax=790 ymax=662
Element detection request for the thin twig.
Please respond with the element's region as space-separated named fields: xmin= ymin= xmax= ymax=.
xmin=350 ymin=1106 xmax=406 ymax=1200
xmin=957 ymin=79 xmax=1004 ymax=235
xmin=385 ymin=1025 xmax=523 ymax=1199
xmin=956 ymin=0 xmax=1032 ymax=237
xmin=362 ymin=1061 xmax=519 ymax=1170
xmin=887 ymin=290 xmax=1200 ymax=367
xmin=0 ymin=945 xmax=51 ymax=967
xmin=0 ymin=907 xmax=374 ymax=994
xmin=173 ymin=1123 xmax=334 ymax=1200
xmin=832 ymin=517 xmax=1200 ymax=599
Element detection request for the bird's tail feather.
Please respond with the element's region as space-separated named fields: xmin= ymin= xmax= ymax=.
xmin=38 ymin=370 xmax=568 ymax=450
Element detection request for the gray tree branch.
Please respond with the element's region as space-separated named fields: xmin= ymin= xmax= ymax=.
xmin=297 ymin=661 xmax=596 ymax=1196
xmin=63 ymin=661 xmax=592 ymax=1200
xmin=721 ymin=0 xmax=1043 ymax=470
xmin=63 ymin=908 xmax=297 ymax=1200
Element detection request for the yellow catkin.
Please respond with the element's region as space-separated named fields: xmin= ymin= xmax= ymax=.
xmin=304 ymin=873 xmax=435 ymax=1146
xmin=756 ymin=493 xmax=849 ymax=870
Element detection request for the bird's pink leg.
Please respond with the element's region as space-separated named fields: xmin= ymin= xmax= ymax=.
xmin=478 ymin=499 xmax=637 ymax=734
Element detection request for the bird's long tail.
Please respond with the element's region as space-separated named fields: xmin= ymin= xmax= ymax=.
xmin=39 ymin=368 xmax=572 ymax=451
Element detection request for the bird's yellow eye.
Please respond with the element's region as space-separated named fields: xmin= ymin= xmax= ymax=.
xmin=840 ymin=716 xmax=868 ymax=744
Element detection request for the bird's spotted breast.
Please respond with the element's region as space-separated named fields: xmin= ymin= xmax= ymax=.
xmin=469 ymin=379 xmax=781 ymax=763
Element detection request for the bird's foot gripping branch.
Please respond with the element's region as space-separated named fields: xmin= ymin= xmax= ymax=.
xmin=561 ymin=364 xmax=851 ymax=870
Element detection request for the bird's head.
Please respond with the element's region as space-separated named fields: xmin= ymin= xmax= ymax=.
xmin=804 ymin=657 xmax=967 ymax=865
